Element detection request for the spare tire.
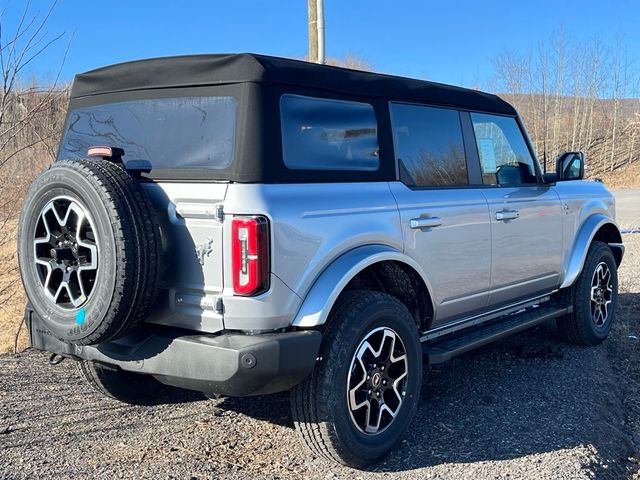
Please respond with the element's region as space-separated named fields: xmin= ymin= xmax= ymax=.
xmin=18 ymin=159 xmax=162 ymax=345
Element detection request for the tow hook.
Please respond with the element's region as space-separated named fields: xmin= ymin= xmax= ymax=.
xmin=48 ymin=353 xmax=65 ymax=366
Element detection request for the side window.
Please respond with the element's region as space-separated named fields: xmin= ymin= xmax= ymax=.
xmin=389 ymin=103 xmax=468 ymax=187
xmin=470 ymin=113 xmax=538 ymax=185
xmin=280 ymin=94 xmax=379 ymax=171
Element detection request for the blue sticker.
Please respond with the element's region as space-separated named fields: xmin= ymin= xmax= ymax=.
xmin=76 ymin=308 xmax=86 ymax=326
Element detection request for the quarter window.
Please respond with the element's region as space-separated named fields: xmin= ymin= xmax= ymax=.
xmin=470 ymin=113 xmax=537 ymax=185
xmin=280 ymin=94 xmax=379 ymax=171
xmin=390 ymin=103 xmax=468 ymax=187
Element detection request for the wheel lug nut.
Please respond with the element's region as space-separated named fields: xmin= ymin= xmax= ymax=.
xmin=376 ymin=391 xmax=380 ymax=397
xmin=381 ymin=366 xmax=385 ymax=371
xmin=367 ymin=390 xmax=372 ymax=395
xmin=382 ymin=380 xmax=387 ymax=385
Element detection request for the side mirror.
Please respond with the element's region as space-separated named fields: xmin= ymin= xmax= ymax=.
xmin=543 ymin=172 xmax=558 ymax=184
xmin=555 ymin=151 xmax=585 ymax=181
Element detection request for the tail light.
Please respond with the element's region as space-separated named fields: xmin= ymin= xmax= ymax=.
xmin=231 ymin=216 xmax=270 ymax=296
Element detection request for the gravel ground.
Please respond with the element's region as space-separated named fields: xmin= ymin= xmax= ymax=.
xmin=1 ymin=236 xmax=639 ymax=480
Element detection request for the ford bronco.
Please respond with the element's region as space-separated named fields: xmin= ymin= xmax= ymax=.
xmin=18 ymin=54 xmax=624 ymax=467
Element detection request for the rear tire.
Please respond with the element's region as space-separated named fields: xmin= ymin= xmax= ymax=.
xmin=77 ymin=360 xmax=163 ymax=405
xmin=556 ymin=241 xmax=618 ymax=345
xmin=290 ymin=291 xmax=422 ymax=468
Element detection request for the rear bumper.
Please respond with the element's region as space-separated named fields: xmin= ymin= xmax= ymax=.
xmin=26 ymin=307 xmax=321 ymax=397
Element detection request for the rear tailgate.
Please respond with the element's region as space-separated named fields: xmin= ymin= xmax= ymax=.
xmin=142 ymin=182 xmax=228 ymax=333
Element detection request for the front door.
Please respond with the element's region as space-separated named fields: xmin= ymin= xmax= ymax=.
xmin=468 ymin=112 xmax=563 ymax=307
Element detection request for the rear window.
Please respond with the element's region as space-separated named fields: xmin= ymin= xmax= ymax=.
xmin=280 ymin=94 xmax=379 ymax=171
xmin=58 ymin=96 xmax=237 ymax=170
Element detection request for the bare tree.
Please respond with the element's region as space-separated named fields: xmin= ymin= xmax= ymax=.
xmin=491 ymin=31 xmax=639 ymax=178
xmin=324 ymin=54 xmax=373 ymax=71
xmin=0 ymin=1 xmax=68 ymax=331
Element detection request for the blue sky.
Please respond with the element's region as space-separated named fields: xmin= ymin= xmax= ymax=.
xmin=3 ymin=0 xmax=640 ymax=88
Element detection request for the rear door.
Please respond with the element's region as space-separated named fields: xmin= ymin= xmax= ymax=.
xmin=388 ymin=103 xmax=491 ymax=327
xmin=468 ymin=112 xmax=563 ymax=306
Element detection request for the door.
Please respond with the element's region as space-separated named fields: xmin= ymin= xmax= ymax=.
xmin=143 ymin=182 xmax=228 ymax=333
xmin=468 ymin=112 xmax=563 ymax=306
xmin=388 ymin=103 xmax=492 ymax=327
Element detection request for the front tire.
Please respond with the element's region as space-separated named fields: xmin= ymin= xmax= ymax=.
xmin=290 ymin=291 xmax=422 ymax=468
xmin=556 ymin=241 xmax=618 ymax=345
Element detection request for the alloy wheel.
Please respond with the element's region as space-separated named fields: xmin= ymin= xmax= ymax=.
xmin=33 ymin=196 xmax=98 ymax=309
xmin=347 ymin=327 xmax=409 ymax=435
xmin=590 ymin=261 xmax=613 ymax=328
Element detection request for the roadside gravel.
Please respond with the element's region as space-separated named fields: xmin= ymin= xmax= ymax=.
xmin=1 ymin=236 xmax=639 ymax=480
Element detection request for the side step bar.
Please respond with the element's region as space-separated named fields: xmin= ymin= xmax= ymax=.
xmin=422 ymin=303 xmax=572 ymax=364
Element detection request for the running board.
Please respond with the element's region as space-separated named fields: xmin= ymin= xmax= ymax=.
xmin=422 ymin=303 xmax=572 ymax=364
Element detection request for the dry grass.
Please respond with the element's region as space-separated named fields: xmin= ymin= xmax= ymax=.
xmin=0 ymin=86 xmax=67 ymax=354
xmin=0 ymin=291 xmax=27 ymax=353
xmin=598 ymin=162 xmax=640 ymax=190
xmin=0 ymin=236 xmax=28 ymax=353
xmin=0 ymin=226 xmax=27 ymax=353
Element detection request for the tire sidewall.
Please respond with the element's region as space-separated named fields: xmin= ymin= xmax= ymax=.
xmin=18 ymin=165 xmax=117 ymax=342
xmin=323 ymin=296 xmax=422 ymax=461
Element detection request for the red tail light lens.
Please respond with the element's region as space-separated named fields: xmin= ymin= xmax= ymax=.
xmin=231 ymin=216 xmax=270 ymax=296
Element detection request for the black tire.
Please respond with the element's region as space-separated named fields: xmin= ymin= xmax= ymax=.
xmin=291 ymin=291 xmax=422 ymax=468
xmin=77 ymin=360 xmax=163 ymax=405
xmin=556 ymin=240 xmax=618 ymax=345
xmin=18 ymin=159 xmax=162 ymax=345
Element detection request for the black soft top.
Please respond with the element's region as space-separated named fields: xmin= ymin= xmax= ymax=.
xmin=71 ymin=53 xmax=515 ymax=115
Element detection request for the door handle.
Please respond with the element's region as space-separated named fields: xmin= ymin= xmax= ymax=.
xmin=495 ymin=210 xmax=519 ymax=221
xmin=410 ymin=216 xmax=442 ymax=229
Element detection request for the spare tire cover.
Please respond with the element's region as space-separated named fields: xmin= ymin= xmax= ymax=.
xmin=18 ymin=159 xmax=161 ymax=345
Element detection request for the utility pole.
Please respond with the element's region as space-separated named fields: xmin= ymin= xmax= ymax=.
xmin=308 ymin=0 xmax=325 ymax=64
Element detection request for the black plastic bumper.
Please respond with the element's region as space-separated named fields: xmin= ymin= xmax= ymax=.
xmin=26 ymin=307 xmax=321 ymax=397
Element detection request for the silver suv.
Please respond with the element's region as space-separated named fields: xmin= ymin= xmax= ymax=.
xmin=18 ymin=54 xmax=624 ymax=468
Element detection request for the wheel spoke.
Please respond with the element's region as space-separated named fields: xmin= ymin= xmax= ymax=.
xmin=602 ymin=299 xmax=610 ymax=321
xmin=348 ymin=356 xmax=369 ymax=411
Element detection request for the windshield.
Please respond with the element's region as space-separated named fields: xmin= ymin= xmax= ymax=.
xmin=58 ymin=95 xmax=237 ymax=171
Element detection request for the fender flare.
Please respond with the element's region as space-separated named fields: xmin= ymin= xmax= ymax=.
xmin=291 ymin=244 xmax=433 ymax=327
xmin=560 ymin=214 xmax=624 ymax=289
